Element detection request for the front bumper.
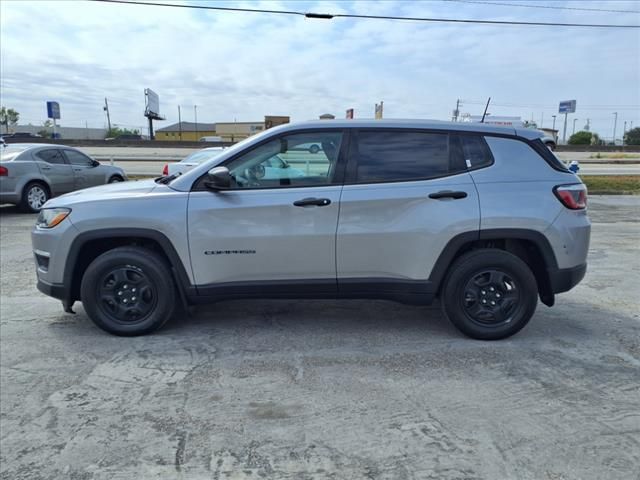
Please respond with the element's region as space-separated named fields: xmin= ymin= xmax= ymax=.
xmin=548 ymin=263 xmax=587 ymax=294
xmin=37 ymin=279 xmax=67 ymax=300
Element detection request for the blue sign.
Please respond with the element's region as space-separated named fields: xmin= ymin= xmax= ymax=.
xmin=46 ymin=101 xmax=60 ymax=120
xmin=559 ymin=100 xmax=576 ymax=114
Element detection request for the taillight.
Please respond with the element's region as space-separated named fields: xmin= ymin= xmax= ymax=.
xmin=554 ymin=184 xmax=587 ymax=210
xmin=162 ymin=164 xmax=168 ymax=176
xmin=0 ymin=166 xmax=8 ymax=176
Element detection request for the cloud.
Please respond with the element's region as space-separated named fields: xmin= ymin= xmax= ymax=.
xmin=1 ymin=0 xmax=638 ymax=138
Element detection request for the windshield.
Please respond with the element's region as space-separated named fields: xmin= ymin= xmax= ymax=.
xmin=0 ymin=145 xmax=29 ymax=161
xmin=179 ymin=148 xmax=224 ymax=164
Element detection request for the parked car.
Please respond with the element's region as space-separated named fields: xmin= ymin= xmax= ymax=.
xmin=199 ymin=136 xmax=223 ymax=142
xmin=541 ymin=135 xmax=557 ymax=150
xmin=32 ymin=120 xmax=590 ymax=340
xmin=2 ymin=132 xmax=42 ymax=140
xmin=1 ymin=144 xmax=127 ymax=212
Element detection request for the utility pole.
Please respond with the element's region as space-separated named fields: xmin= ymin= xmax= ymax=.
xmin=572 ymin=118 xmax=578 ymax=135
xmin=103 ymin=98 xmax=112 ymax=133
xmin=178 ymin=105 xmax=182 ymax=141
xmin=586 ymin=118 xmax=590 ymax=131
xmin=541 ymin=112 xmax=544 ymax=128
xmin=552 ymin=115 xmax=556 ymax=130
xmin=612 ymin=112 xmax=618 ymax=145
xmin=194 ymin=105 xmax=198 ymax=141
xmin=623 ymin=121 xmax=627 ymax=145
xmin=452 ymin=99 xmax=460 ymax=121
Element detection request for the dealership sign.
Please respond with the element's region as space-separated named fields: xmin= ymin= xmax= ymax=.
xmin=559 ymin=100 xmax=576 ymax=114
xmin=46 ymin=101 xmax=60 ymax=120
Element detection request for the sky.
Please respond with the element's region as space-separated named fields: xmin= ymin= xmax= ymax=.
xmin=1 ymin=0 xmax=639 ymax=140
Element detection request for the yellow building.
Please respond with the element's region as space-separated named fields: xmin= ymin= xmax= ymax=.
xmin=155 ymin=122 xmax=216 ymax=141
xmin=215 ymin=122 xmax=265 ymax=142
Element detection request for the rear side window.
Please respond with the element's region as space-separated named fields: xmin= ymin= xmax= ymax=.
xmin=36 ymin=149 xmax=66 ymax=165
xmin=459 ymin=134 xmax=493 ymax=170
xmin=354 ymin=131 xmax=457 ymax=183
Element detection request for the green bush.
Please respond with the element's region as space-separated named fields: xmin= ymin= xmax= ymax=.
xmin=624 ymin=127 xmax=640 ymax=145
xmin=568 ymin=130 xmax=592 ymax=145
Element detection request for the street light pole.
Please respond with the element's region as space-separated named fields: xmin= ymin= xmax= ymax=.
xmin=612 ymin=112 xmax=618 ymax=145
xmin=572 ymin=118 xmax=578 ymax=135
xmin=552 ymin=115 xmax=556 ymax=131
xmin=194 ymin=105 xmax=198 ymax=141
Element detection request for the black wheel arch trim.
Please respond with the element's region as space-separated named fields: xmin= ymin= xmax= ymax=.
xmin=428 ymin=228 xmax=559 ymax=290
xmin=62 ymin=228 xmax=193 ymax=305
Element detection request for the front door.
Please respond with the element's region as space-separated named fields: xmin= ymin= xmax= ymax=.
xmin=34 ymin=148 xmax=75 ymax=194
xmin=188 ymin=130 xmax=347 ymax=294
xmin=63 ymin=149 xmax=104 ymax=188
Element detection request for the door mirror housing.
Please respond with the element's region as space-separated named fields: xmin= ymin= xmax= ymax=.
xmin=91 ymin=159 xmax=100 ymax=167
xmin=205 ymin=166 xmax=232 ymax=190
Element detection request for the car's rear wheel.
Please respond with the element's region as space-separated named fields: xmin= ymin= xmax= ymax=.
xmin=108 ymin=175 xmax=124 ymax=183
xmin=80 ymin=247 xmax=176 ymax=336
xmin=440 ymin=249 xmax=538 ymax=340
xmin=21 ymin=182 xmax=50 ymax=213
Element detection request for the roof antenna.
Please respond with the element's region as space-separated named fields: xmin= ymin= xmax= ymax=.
xmin=481 ymin=97 xmax=491 ymax=123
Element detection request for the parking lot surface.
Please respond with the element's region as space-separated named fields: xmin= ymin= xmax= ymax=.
xmin=1 ymin=196 xmax=639 ymax=480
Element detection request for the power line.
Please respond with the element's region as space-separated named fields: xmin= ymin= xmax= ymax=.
xmin=443 ymin=0 xmax=640 ymax=14
xmin=92 ymin=0 xmax=640 ymax=28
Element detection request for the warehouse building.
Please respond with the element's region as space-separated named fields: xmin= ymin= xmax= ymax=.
xmin=155 ymin=122 xmax=216 ymax=141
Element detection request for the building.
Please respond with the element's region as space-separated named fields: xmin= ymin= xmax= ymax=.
xmin=319 ymin=113 xmax=335 ymax=120
xmin=155 ymin=122 xmax=216 ymax=141
xmin=215 ymin=122 xmax=264 ymax=142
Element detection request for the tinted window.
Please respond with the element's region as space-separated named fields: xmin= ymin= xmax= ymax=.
xmin=460 ymin=135 xmax=493 ymax=169
xmin=226 ymin=131 xmax=343 ymax=189
xmin=355 ymin=131 xmax=453 ymax=183
xmin=36 ymin=149 xmax=67 ymax=165
xmin=64 ymin=150 xmax=93 ymax=166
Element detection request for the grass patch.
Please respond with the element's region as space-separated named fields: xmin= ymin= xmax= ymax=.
xmin=581 ymin=175 xmax=640 ymax=194
xmin=588 ymin=153 xmax=640 ymax=159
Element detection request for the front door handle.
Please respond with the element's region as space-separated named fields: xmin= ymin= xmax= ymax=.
xmin=428 ymin=190 xmax=468 ymax=200
xmin=40 ymin=166 xmax=51 ymax=171
xmin=293 ymin=197 xmax=331 ymax=207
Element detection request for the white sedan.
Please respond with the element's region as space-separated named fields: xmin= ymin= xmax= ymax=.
xmin=162 ymin=147 xmax=225 ymax=176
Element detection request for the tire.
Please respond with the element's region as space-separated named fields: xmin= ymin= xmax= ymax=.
xmin=308 ymin=144 xmax=320 ymax=154
xmin=440 ymin=249 xmax=538 ymax=340
xmin=20 ymin=182 xmax=50 ymax=213
xmin=80 ymin=246 xmax=176 ymax=336
xmin=108 ymin=176 xmax=124 ymax=183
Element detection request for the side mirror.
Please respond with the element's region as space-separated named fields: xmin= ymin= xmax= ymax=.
xmin=91 ymin=160 xmax=100 ymax=167
xmin=205 ymin=166 xmax=231 ymax=190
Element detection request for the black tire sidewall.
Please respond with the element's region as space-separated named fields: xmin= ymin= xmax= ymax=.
xmin=108 ymin=176 xmax=123 ymax=183
xmin=80 ymin=247 xmax=176 ymax=336
xmin=442 ymin=249 xmax=538 ymax=340
xmin=21 ymin=182 xmax=49 ymax=213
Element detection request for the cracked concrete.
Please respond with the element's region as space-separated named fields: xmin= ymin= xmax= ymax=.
xmin=1 ymin=196 xmax=639 ymax=479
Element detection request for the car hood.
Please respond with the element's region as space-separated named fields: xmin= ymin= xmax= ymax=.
xmin=45 ymin=179 xmax=162 ymax=208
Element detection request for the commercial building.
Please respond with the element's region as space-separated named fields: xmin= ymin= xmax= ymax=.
xmin=155 ymin=122 xmax=216 ymax=141
xmin=7 ymin=124 xmax=107 ymax=140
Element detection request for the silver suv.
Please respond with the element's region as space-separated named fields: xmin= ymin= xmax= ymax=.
xmin=31 ymin=120 xmax=590 ymax=340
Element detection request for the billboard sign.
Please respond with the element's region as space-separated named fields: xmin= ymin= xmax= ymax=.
xmin=46 ymin=101 xmax=60 ymax=120
xmin=559 ymin=100 xmax=576 ymax=114
xmin=346 ymin=108 xmax=354 ymax=119
xmin=144 ymin=88 xmax=160 ymax=118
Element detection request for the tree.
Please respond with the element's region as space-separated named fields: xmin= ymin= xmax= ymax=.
xmin=0 ymin=106 xmax=20 ymax=133
xmin=106 ymin=126 xmax=140 ymax=138
xmin=624 ymin=127 xmax=640 ymax=145
xmin=43 ymin=119 xmax=53 ymax=128
xmin=37 ymin=129 xmax=51 ymax=138
xmin=568 ymin=130 xmax=592 ymax=145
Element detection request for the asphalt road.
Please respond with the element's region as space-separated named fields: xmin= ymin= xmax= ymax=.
xmin=1 ymin=197 xmax=639 ymax=479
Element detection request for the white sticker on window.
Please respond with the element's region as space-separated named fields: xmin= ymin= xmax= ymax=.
xmin=465 ymin=159 xmax=472 ymax=168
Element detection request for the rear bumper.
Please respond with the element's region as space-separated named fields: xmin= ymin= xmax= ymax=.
xmin=0 ymin=192 xmax=20 ymax=205
xmin=548 ymin=263 xmax=587 ymax=294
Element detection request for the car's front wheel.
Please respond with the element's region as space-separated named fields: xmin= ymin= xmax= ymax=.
xmin=21 ymin=182 xmax=50 ymax=213
xmin=440 ymin=249 xmax=538 ymax=340
xmin=80 ymin=247 xmax=176 ymax=336
xmin=108 ymin=175 xmax=124 ymax=183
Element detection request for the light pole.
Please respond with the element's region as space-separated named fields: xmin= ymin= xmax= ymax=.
xmin=612 ymin=112 xmax=618 ymax=145
xmin=623 ymin=121 xmax=627 ymax=145
xmin=194 ymin=105 xmax=198 ymax=141
xmin=552 ymin=115 xmax=556 ymax=130
xmin=572 ymin=118 xmax=578 ymax=135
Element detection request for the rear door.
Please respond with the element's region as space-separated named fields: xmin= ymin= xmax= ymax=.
xmin=63 ymin=149 xmax=104 ymax=188
xmin=187 ymin=129 xmax=347 ymax=293
xmin=34 ymin=148 xmax=75 ymax=194
xmin=336 ymin=129 xmax=480 ymax=291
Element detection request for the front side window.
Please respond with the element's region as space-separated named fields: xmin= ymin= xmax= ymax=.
xmin=64 ymin=150 xmax=93 ymax=166
xmin=226 ymin=131 xmax=343 ymax=188
xmin=355 ymin=131 xmax=453 ymax=183
xmin=36 ymin=149 xmax=66 ymax=165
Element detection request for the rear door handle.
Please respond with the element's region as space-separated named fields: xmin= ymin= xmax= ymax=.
xmin=293 ymin=197 xmax=331 ymax=207
xmin=40 ymin=166 xmax=51 ymax=171
xmin=428 ymin=190 xmax=468 ymax=200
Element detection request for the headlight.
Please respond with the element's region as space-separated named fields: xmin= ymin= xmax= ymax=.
xmin=36 ymin=208 xmax=71 ymax=229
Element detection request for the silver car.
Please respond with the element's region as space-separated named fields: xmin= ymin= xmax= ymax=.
xmin=31 ymin=120 xmax=590 ymax=340
xmin=0 ymin=143 xmax=126 ymax=212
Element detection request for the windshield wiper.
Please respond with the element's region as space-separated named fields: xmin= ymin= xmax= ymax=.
xmin=155 ymin=171 xmax=182 ymax=184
